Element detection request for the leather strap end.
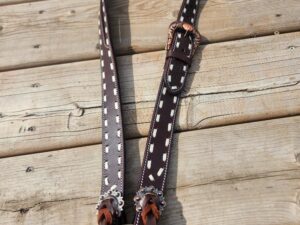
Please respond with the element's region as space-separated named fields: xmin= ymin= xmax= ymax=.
xmin=97 ymin=208 xmax=113 ymax=225
xmin=141 ymin=204 xmax=160 ymax=225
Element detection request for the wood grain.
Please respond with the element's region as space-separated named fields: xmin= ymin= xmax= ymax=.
xmin=0 ymin=32 xmax=300 ymax=157
xmin=1 ymin=116 xmax=300 ymax=225
xmin=0 ymin=0 xmax=300 ymax=70
xmin=0 ymin=0 xmax=44 ymax=6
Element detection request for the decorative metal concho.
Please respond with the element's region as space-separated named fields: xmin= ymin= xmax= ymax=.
xmin=96 ymin=189 xmax=124 ymax=217
xmin=134 ymin=186 xmax=166 ymax=214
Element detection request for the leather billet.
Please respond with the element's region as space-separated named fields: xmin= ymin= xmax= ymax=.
xmin=97 ymin=0 xmax=201 ymax=225
xmin=97 ymin=0 xmax=125 ymax=224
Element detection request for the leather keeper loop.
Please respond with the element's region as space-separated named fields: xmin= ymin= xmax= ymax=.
xmin=163 ymin=72 xmax=186 ymax=96
xmin=166 ymin=50 xmax=193 ymax=66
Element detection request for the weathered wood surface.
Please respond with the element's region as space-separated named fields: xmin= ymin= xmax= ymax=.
xmin=1 ymin=116 xmax=300 ymax=225
xmin=0 ymin=0 xmax=43 ymax=6
xmin=1 ymin=0 xmax=300 ymax=71
xmin=1 ymin=32 xmax=300 ymax=157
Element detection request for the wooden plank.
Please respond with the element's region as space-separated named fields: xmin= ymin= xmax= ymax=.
xmin=0 ymin=0 xmax=300 ymax=70
xmin=0 ymin=32 xmax=300 ymax=157
xmin=0 ymin=0 xmax=44 ymax=6
xmin=1 ymin=116 xmax=300 ymax=225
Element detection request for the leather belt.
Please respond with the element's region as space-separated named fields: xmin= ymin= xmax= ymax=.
xmin=97 ymin=0 xmax=201 ymax=225
xmin=97 ymin=0 xmax=125 ymax=224
xmin=133 ymin=0 xmax=201 ymax=225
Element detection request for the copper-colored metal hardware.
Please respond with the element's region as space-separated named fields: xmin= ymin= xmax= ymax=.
xmin=166 ymin=21 xmax=201 ymax=56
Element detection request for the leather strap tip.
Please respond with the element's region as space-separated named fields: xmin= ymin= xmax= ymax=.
xmin=141 ymin=204 xmax=160 ymax=225
xmin=97 ymin=208 xmax=113 ymax=225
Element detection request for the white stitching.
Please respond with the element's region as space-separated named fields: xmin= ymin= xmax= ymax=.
xmin=149 ymin=175 xmax=155 ymax=181
xmin=165 ymin=138 xmax=170 ymax=147
xmin=168 ymin=123 xmax=172 ymax=132
xmin=157 ymin=168 xmax=164 ymax=177
xmin=180 ymin=76 xmax=185 ymax=83
xmin=147 ymin=160 xmax=152 ymax=169
xmin=161 ymin=93 xmax=181 ymax=191
xmin=173 ymin=96 xmax=178 ymax=104
xmin=149 ymin=144 xmax=154 ymax=153
xmin=156 ymin=114 xmax=160 ymax=122
xmin=170 ymin=109 xmax=175 ymax=117
xmin=159 ymin=100 xmax=164 ymax=108
xmin=105 ymin=177 xmax=109 ymax=185
xmin=163 ymin=153 xmax=167 ymax=162
xmin=153 ymin=129 xmax=157 ymax=138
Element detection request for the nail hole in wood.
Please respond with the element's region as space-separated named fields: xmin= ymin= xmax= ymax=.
xmin=26 ymin=166 xmax=34 ymax=173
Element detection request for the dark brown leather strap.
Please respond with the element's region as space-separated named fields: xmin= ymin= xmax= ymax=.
xmin=133 ymin=0 xmax=201 ymax=224
xmin=97 ymin=0 xmax=125 ymax=224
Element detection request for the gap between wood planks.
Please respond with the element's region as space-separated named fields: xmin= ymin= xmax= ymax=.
xmin=0 ymin=31 xmax=297 ymax=74
xmin=0 ymin=0 xmax=300 ymax=71
xmin=1 ymin=116 xmax=300 ymax=224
